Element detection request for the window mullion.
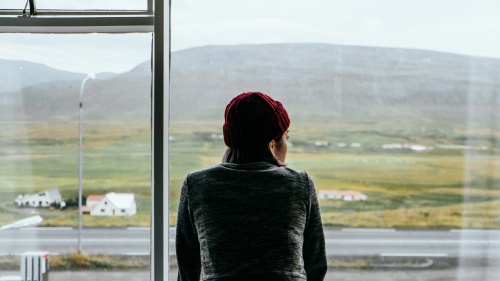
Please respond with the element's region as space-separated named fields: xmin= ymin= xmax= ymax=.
xmin=0 ymin=15 xmax=154 ymax=33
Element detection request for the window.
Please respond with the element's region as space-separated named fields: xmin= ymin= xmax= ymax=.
xmin=2 ymin=1 xmax=499 ymax=280
xmin=0 ymin=2 xmax=168 ymax=281
xmin=170 ymin=0 xmax=500 ymax=280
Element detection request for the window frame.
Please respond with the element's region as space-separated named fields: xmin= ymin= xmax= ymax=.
xmin=0 ymin=0 xmax=169 ymax=280
xmin=0 ymin=0 xmax=153 ymax=16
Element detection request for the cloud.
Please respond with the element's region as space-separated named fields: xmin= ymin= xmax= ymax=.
xmin=3 ymin=0 xmax=500 ymax=73
xmin=172 ymin=0 xmax=500 ymax=59
xmin=0 ymin=33 xmax=151 ymax=73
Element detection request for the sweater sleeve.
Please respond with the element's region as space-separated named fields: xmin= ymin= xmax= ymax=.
xmin=303 ymin=173 xmax=328 ymax=281
xmin=176 ymin=177 xmax=201 ymax=281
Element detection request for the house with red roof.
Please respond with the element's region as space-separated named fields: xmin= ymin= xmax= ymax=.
xmin=82 ymin=193 xmax=136 ymax=216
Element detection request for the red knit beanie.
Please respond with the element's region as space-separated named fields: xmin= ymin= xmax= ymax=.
xmin=223 ymin=92 xmax=290 ymax=149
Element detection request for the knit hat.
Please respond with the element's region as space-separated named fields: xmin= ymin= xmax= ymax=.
xmin=223 ymin=92 xmax=290 ymax=149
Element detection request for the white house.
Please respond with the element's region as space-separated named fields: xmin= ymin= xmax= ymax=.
xmin=314 ymin=140 xmax=329 ymax=147
xmin=15 ymin=188 xmax=63 ymax=208
xmin=318 ymin=190 xmax=368 ymax=201
xmin=82 ymin=192 xmax=136 ymax=216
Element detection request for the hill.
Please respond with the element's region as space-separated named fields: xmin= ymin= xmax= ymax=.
xmin=0 ymin=60 xmax=85 ymax=94
xmin=170 ymin=44 xmax=500 ymax=121
xmin=1 ymin=43 xmax=499 ymax=127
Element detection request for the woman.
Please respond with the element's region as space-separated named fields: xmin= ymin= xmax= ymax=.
xmin=176 ymin=92 xmax=327 ymax=281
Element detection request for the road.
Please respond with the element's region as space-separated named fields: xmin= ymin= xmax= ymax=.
xmin=2 ymin=227 xmax=500 ymax=259
xmin=2 ymin=227 xmax=500 ymax=281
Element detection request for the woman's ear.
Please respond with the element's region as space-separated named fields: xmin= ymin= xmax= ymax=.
xmin=269 ymin=140 xmax=275 ymax=150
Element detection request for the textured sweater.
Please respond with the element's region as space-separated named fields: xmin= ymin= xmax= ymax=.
xmin=176 ymin=162 xmax=327 ymax=281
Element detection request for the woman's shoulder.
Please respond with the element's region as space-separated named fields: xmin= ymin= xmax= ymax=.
xmin=278 ymin=166 xmax=311 ymax=180
xmin=186 ymin=164 xmax=223 ymax=179
xmin=186 ymin=163 xmax=313 ymax=183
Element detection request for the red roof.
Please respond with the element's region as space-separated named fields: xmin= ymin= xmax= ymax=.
xmin=87 ymin=195 xmax=105 ymax=202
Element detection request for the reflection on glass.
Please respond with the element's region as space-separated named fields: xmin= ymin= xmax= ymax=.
xmin=170 ymin=0 xmax=500 ymax=279
xmin=0 ymin=34 xmax=152 ymax=278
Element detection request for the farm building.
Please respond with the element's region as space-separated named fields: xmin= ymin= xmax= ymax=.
xmin=314 ymin=140 xmax=329 ymax=147
xmin=14 ymin=188 xmax=63 ymax=207
xmin=82 ymin=192 xmax=136 ymax=216
xmin=318 ymin=190 xmax=367 ymax=201
xmin=87 ymin=194 xmax=105 ymax=206
xmin=81 ymin=195 xmax=105 ymax=214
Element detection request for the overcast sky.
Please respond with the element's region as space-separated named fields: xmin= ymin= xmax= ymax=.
xmin=1 ymin=0 xmax=499 ymax=73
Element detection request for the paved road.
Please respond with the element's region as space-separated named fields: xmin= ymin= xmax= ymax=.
xmin=2 ymin=227 xmax=500 ymax=280
xmin=1 ymin=227 xmax=500 ymax=259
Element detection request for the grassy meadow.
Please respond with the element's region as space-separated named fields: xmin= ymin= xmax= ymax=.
xmin=1 ymin=118 xmax=500 ymax=229
xmin=0 ymin=120 xmax=152 ymax=227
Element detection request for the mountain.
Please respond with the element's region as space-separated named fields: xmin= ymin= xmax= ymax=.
xmin=170 ymin=44 xmax=500 ymax=119
xmin=0 ymin=60 xmax=86 ymax=93
xmin=0 ymin=57 xmax=151 ymax=121
xmin=1 ymin=43 xmax=499 ymax=126
xmin=0 ymin=60 xmax=120 ymax=94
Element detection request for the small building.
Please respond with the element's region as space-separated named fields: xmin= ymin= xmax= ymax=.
xmin=82 ymin=192 xmax=136 ymax=216
xmin=318 ymin=190 xmax=367 ymax=201
xmin=81 ymin=195 xmax=105 ymax=215
xmin=383 ymin=143 xmax=403 ymax=149
xmin=315 ymin=140 xmax=329 ymax=147
xmin=14 ymin=188 xmax=63 ymax=208
xmin=409 ymin=144 xmax=433 ymax=151
xmin=351 ymin=143 xmax=361 ymax=148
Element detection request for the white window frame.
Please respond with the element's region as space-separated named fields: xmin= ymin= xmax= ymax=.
xmin=0 ymin=1 xmax=170 ymax=280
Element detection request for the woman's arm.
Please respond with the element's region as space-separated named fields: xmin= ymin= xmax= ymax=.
xmin=176 ymin=178 xmax=201 ymax=281
xmin=303 ymin=173 xmax=327 ymax=281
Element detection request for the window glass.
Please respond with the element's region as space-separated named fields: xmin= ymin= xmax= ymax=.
xmin=0 ymin=0 xmax=146 ymax=11
xmin=0 ymin=33 xmax=152 ymax=279
xmin=171 ymin=0 xmax=500 ymax=279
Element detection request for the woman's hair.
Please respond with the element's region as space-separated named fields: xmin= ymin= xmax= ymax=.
xmin=222 ymin=135 xmax=285 ymax=166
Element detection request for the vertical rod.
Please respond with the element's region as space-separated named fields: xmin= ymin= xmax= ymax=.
xmin=147 ymin=0 xmax=153 ymax=15
xmin=78 ymin=75 xmax=91 ymax=254
xmin=152 ymin=0 xmax=170 ymax=280
xmin=152 ymin=0 xmax=164 ymax=279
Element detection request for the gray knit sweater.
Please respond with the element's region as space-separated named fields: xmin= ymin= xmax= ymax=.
xmin=176 ymin=162 xmax=327 ymax=281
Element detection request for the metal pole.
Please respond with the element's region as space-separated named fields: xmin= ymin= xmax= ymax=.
xmin=152 ymin=0 xmax=170 ymax=279
xmin=78 ymin=73 xmax=94 ymax=253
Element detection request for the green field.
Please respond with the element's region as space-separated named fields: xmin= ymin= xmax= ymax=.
xmin=1 ymin=119 xmax=499 ymax=229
